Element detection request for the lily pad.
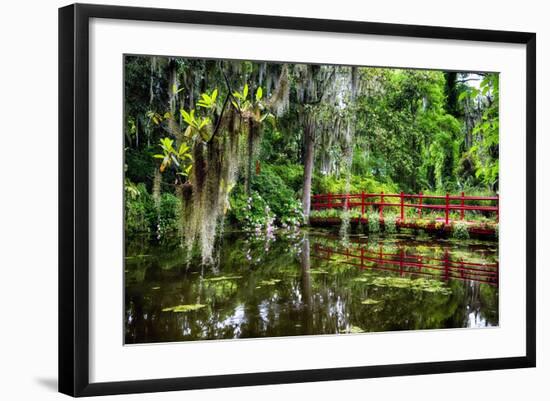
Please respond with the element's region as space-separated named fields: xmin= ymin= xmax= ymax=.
xmin=162 ymin=304 xmax=206 ymax=313
xmin=361 ymin=298 xmax=382 ymax=305
xmin=353 ymin=275 xmax=452 ymax=295
xmin=349 ymin=325 xmax=365 ymax=333
xmin=259 ymin=279 xmax=281 ymax=286
xmin=203 ymin=275 xmax=242 ymax=282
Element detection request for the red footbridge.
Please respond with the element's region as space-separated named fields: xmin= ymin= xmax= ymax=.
xmin=311 ymin=192 xmax=499 ymax=236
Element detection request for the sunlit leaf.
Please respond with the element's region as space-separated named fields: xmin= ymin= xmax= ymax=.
xmin=180 ymin=109 xmax=192 ymax=124
xmin=184 ymin=125 xmax=193 ymax=138
xmin=255 ymin=87 xmax=263 ymax=101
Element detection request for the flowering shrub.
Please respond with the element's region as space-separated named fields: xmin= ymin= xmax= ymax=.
xmin=228 ymin=163 xmax=304 ymax=232
xmin=251 ymin=166 xmax=303 ymax=229
xmin=228 ymin=188 xmax=273 ymax=232
xmin=278 ymin=200 xmax=303 ymax=231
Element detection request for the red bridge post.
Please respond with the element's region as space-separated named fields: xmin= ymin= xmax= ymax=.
xmin=380 ymin=191 xmax=384 ymax=220
xmin=418 ymin=191 xmax=423 ymax=219
xmin=361 ymin=191 xmax=365 ymax=219
xmin=445 ymin=193 xmax=450 ymax=225
xmin=460 ymin=191 xmax=465 ymax=220
xmin=400 ymin=191 xmax=404 ymax=221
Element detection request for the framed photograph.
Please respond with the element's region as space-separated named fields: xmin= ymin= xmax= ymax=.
xmin=59 ymin=3 xmax=536 ymax=397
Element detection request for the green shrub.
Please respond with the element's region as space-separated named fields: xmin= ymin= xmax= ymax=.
xmin=309 ymin=209 xmax=340 ymax=219
xmin=367 ymin=212 xmax=380 ymax=233
xmin=313 ymin=174 xmax=397 ymax=196
xmin=250 ymin=165 xmax=303 ymax=227
xmin=384 ymin=214 xmax=397 ymax=234
xmin=227 ymin=186 xmax=275 ymax=232
xmin=124 ymin=181 xmax=181 ymax=237
xmin=125 ymin=182 xmax=155 ymax=235
xmin=157 ymin=193 xmax=181 ymax=235
xmin=309 ymin=208 xmax=362 ymax=219
xmin=269 ymin=163 xmax=304 ymax=194
xmin=452 ymin=221 xmax=470 ymax=239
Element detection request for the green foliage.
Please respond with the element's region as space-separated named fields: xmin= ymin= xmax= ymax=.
xmin=470 ymin=73 xmax=499 ymax=189
xmin=125 ymin=147 xmax=157 ymax=187
xmin=384 ymin=214 xmax=398 ymax=234
xmin=180 ymin=108 xmax=212 ymax=142
xmin=269 ymin=164 xmax=304 ymax=194
xmin=125 ymin=182 xmax=155 ymax=235
xmin=124 ymin=180 xmax=181 ymax=237
xmin=309 ymin=209 xmax=344 ymax=219
xmin=196 ymin=89 xmax=218 ymax=109
xmin=227 ymin=186 xmax=274 ymax=232
xmin=157 ymin=193 xmax=181 ymax=235
xmin=313 ymin=174 xmax=397 ymax=195
xmin=451 ymin=221 xmax=470 ymax=239
xmin=367 ymin=212 xmax=380 ymax=233
xmin=231 ymin=84 xmax=273 ymax=124
xmin=251 ymin=165 xmax=303 ymax=227
xmin=153 ymin=137 xmax=193 ymax=176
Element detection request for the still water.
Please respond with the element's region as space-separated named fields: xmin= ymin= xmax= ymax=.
xmin=125 ymin=229 xmax=498 ymax=344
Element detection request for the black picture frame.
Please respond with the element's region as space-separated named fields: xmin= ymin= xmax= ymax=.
xmin=59 ymin=3 xmax=536 ymax=397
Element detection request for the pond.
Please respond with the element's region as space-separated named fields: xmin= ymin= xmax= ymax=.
xmin=125 ymin=229 xmax=499 ymax=344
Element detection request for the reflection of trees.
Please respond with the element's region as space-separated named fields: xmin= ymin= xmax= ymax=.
xmin=301 ymin=233 xmax=313 ymax=333
xmin=125 ymin=232 xmax=499 ymax=343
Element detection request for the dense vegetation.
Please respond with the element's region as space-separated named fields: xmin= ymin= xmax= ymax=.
xmin=124 ymin=56 xmax=499 ymax=263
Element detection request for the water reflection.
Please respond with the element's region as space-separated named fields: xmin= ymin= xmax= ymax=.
xmin=125 ymin=230 xmax=498 ymax=343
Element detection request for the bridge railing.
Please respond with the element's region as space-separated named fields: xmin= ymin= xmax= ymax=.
xmin=311 ymin=192 xmax=499 ymax=224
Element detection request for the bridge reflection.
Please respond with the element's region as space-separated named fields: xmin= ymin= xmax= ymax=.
xmin=312 ymin=242 xmax=498 ymax=286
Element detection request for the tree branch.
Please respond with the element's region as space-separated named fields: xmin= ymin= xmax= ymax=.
xmin=207 ymin=91 xmax=230 ymax=144
xmin=222 ymin=69 xmax=243 ymax=116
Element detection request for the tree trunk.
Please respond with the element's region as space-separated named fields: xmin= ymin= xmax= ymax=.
xmin=444 ymin=72 xmax=459 ymax=117
xmin=301 ymin=114 xmax=315 ymax=222
xmin=245 ymin=119 xmax=259 ymax=195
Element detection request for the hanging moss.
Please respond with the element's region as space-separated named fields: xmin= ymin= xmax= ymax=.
xmin=152 ymin=169 xmax=162 ymax=209
xmin=178 ymin=111 xmax=244 ymax=265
